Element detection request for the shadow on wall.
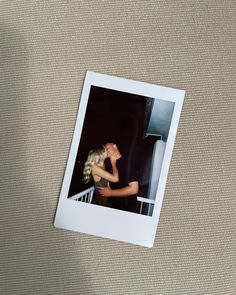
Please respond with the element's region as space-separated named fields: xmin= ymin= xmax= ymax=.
xmin=147 ymin=98 xmax=175 ymax=141
xmin=0 ymin=24 xmax=92 ymax=294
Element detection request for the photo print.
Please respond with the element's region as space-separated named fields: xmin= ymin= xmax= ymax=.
xmin=54 ymin=71 xmax=185 ymax=247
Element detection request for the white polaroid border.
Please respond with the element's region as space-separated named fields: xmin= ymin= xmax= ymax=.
xmin=54 ymin=71 xmax=185 ymax=247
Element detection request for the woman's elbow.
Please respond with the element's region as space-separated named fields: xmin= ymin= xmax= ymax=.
xmin=111 ymin=176 xmax=119 ymax=183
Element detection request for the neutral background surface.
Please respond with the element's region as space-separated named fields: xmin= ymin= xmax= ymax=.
xmin=1 ymin=1 xmax=235 ymax=294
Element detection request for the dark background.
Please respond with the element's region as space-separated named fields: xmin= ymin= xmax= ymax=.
xmin=68 ymin=86 xmax=152 ymax=199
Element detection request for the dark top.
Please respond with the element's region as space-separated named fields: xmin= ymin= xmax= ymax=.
xmin=94 ymin=177 xmax=109 ymax=190
xmin=108 ymin=156 xmax=140 ymax=213
xmin=92 ymin=177 xmax=109 ymax=207
xmin=110 ymin=157 xmax=138 ymax=189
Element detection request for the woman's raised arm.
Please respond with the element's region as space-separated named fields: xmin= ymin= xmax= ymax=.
xmin=92 ymin=158 xmax=119 ymax=183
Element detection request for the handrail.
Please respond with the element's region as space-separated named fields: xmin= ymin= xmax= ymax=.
xmin=137 ymin=196 xmax=155 ymax=216
xmin=137 ymin=196 xmax=155 ymax=204
xmin=69 ymin=186 xmax=95 ymax=200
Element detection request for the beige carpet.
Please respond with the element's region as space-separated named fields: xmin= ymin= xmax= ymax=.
xmin=1 ymin=1 xmax=235 ymax=294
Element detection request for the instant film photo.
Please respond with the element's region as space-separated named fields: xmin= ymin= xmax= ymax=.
xmin=54 ymin=71 xmax=185 ymax=247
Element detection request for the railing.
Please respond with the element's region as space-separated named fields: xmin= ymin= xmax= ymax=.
xmin=69 ymin=186 xmax=95 ymax=203
xmin=70 ymin=187 xmax=154 ymax=216
xmin=137 ymin=196 xmax=155 ymax=216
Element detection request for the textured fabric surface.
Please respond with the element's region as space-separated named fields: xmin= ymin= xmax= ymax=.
xmin=0 ymin=1 xmax=235 ymax=294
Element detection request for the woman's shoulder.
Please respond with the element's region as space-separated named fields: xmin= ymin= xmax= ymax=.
xmin=91 ymin=167 xmax=101 ymax=182
xmin=92 ymin=164 xmax=103 ymax=172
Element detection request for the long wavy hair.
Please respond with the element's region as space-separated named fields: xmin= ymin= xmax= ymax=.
xmin=83 ymin=146 xmax=106 ymax=184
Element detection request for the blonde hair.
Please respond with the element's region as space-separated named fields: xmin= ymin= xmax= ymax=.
xmin=83 ymin=147 xmax=106 ymax=183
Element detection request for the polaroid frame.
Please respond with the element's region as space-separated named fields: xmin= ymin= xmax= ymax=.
xmin=54 ymin=71 xmax=185 ymax=247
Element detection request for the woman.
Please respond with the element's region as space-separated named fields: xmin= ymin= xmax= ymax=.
xmin=83 ymin=145 xmax=120 ymax=206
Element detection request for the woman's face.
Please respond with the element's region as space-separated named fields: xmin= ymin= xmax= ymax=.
xmin=103 ymin=149 xmax=108 ymax=159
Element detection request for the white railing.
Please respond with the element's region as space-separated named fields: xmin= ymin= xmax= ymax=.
xmin=69 ymin=186 xmax=95 ymax=203
xmin=69 ymin=187 xmax=154 ymax=216
xmin=137 ymin=196 xmax=155 ymax=216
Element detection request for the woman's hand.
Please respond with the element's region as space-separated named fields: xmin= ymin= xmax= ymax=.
xmin=110 ymin=155 xmax=116 ymax=163
xmin=106 ymin=143 xmax=121 ymax=160
xmin=110 ymin=154 xmax=120 ymax=162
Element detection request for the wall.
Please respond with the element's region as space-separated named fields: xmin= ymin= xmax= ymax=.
xmin=147 ymin=98 xmax=175 ymax=141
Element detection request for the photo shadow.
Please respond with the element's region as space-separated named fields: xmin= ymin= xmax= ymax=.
xmin=0 ymin=24 xmax=93 ymax=294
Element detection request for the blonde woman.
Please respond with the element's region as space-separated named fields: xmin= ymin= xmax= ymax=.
xmin=83 ymin=145 xmax=121 ymax=206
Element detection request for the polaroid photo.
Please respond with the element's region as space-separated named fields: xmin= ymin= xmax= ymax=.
xmin=54 ymin=71 xmax=185 ymax=247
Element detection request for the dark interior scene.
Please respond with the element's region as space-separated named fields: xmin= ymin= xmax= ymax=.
xmin=68 ymin=86 xmax=174 ymax=215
